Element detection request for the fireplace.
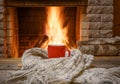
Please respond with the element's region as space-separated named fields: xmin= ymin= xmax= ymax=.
xmin=18 ymin=7 xmax=78 ymax=56
xmin=1 ymin=0 xmax=119 ymax=58
xmin=3 ymin=0 xmax=88 ymax=58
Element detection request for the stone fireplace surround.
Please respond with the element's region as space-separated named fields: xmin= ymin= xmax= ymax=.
xmin=0 ymin=0 xmax=119 ymax=58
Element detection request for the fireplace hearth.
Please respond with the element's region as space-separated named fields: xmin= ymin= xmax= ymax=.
xmin=0 ymin=0 xmax=119 ymax=58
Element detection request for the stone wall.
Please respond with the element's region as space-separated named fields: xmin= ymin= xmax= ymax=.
xmin=78 ymin=37 xmax=120 ymax=56
xmin=78 ymin=0 xmax=119 ymax=56
xmin=87 ymin=0 xmax=113 ymax=39
xmin=80 ymin=0 xmax=113 ymax=41
xmin=0 ymin=0 xmax=4 ymax=57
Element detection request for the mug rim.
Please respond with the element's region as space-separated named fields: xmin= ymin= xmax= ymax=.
xmin=48 ymin=44 xmax=65 ymax=46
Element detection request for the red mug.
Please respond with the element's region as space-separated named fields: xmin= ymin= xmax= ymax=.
xmin=48 ymin=44 xmax=70 ymax=58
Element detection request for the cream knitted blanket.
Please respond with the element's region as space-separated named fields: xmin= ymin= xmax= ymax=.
xmin=1 ymin=48 xmax=120 ymax=84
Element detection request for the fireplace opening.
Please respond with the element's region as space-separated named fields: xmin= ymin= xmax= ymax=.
xmin=4 ymin=0 xmax=88 ymax=58
xmin=13 ymin=6 xmax=79 ymax=57
xmin=6 ymin=3 xmax=87 ymax=58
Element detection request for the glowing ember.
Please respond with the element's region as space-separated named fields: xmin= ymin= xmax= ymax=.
xmin=44 ymin=7 xmax=69 ymax=48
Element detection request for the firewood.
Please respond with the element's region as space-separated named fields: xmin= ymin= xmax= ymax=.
xmin=34 ymin=35 xmax=49 ymax=47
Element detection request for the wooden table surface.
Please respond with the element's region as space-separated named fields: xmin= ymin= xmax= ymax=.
xmin=0 ymin=56 xmax=120 ymax=70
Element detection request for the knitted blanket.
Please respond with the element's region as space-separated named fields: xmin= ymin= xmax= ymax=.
xmin=1 ymin=48 xmax=120 ymax=84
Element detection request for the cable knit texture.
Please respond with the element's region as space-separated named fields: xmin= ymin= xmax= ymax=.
xmin=1 ymin=48 xmax=120 ymax=84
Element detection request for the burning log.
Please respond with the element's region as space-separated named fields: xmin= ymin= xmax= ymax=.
xmin=63 ymin=17 xmax=69 ymax=28
xmin=34 ymin=35 xmax=49 ymax=47
xmin=66 ymin=39 xmax=77 ymax=49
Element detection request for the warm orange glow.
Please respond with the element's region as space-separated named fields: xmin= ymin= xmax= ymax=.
xmin=44 ymin=7 xmax=69 ymax=48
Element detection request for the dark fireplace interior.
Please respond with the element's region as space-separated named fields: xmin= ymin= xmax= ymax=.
xmin=13 ymin=7 xmax=79 ymax=57
xmin=17 ymin=7 xmax=47 ymax=56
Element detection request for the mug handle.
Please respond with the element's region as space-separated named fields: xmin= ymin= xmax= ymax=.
xmin=65 ymin=49 xmax=70 ymax=57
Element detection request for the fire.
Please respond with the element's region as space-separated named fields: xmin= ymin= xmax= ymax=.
xmin=44 ymin=7 xmax=69 ymax=48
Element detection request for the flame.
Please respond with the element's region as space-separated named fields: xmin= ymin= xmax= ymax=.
xmin=44 ymin=7 xmax=69 ymax=48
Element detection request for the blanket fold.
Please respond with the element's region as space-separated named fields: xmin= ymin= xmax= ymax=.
xmin=1 ymin=48 xmax=120 ymax=84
